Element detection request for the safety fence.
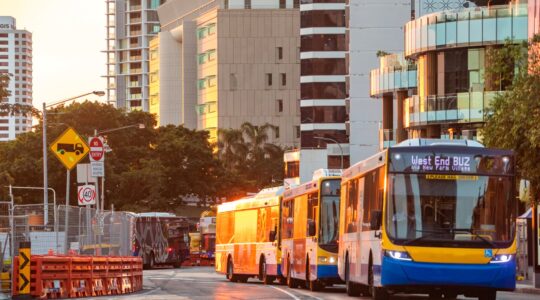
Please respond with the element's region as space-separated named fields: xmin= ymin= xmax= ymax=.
xmin=0 ymin=203 xmax=138 ymax=298
xmin=12 ymin=255 xmax=142 ymax=299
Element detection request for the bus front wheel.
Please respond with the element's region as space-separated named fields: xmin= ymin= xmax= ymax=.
xmin=345 ymin=255 xmax=360 ymax=296
xmin=305 ymin=258 xmax=322 ymax=291
xmin=369 ymin=258 xmax=388 ymax=300
xmin=259 ymin=256 xmax=274 ymax=284
xmin=286 ymin=259 xmax=298 ymax=288
xmin=227 ymin=257 xmax=239 ymax=282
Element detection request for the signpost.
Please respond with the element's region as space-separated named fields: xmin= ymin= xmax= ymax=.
xmin=77 ymin=184 xmax=97 ymax=206
xmin=18 ymin=241 xmax=31 ymax=298
xmin=50 ymin=127 xmax=89 ymax=254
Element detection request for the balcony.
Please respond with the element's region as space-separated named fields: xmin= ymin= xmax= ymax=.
xmin=128 ymin=93 xmax=142 ymax=100
xmin=405 ymin=91 xmax=500 ymax=127
xmin=379 ymin=129 xmax=396 ymax=150
xmin=405 ymin=3 xmax=528 ymax=57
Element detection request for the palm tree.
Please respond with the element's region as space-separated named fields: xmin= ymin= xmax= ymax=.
xmin=216 ymin=128 xmax=248 ymax=169
xmin=240 ymin=122 xmax=281 ymax=161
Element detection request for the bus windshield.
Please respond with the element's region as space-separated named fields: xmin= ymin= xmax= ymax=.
xmin=319 ymin=179 xmax=340 ymax=246
xmin=386 ymin=173 xmax=515 ymax=248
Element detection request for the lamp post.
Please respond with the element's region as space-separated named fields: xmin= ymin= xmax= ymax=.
xmin=314 ymin=136 xmax=344 ymax=170
xmin=42 ymin=91 xmax=104 ymax=227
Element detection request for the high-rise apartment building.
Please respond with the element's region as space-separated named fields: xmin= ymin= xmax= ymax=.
xmin=156 ymin=0 xmax=301 ymax=146
xmin=105 ymin=0 xmax=166 ymax=111
xmin=0 ymin=16 xmax=32 ymax=141
xmin=371 ymin=0 xmax=529 ymax=146
xmin=294 ymin=0 xmax=410 ymax=183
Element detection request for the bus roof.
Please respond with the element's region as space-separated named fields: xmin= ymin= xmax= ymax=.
xmin=342 ymin=150 xmax=387 ymax=182
xmin=393 ymin=138 xmax=484 ymax=148
xmin=217 ymin=188 xmax=282 ymax=213
xmin=283 ymin=175 xmax=341 ymax=200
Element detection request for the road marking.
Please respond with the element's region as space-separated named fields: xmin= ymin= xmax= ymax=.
xmin=292 ymin=288 xmax=324 ymax=300
xmin=268 ymin=285 xmax=301 ymax=300
xmin=138 ymin=287 xmax=161 ymax=296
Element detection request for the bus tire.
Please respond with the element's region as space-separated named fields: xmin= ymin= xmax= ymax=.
xmin=286 ymin=259 xmax=297 ymax=288
xmin=259 ymin=256 xmax=274 ymax=284
xmin=345 ymin=254 xmax=360 ymax=296
xmin=305 ymin=257 xmax=322 ymax=291
xmin=478 ymin=290 xmax=496 ymax=300
xmin=368 ymin=255 xmax=389 ymax=300
xmin=227 ymin=257 xmax=239 ymax=282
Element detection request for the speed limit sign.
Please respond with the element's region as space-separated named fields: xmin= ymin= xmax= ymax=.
xmin=77 ymin=184 xmax=96 ymax=206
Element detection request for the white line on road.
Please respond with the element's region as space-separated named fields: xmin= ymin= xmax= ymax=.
xmin=291 ymin=288 xmax=324 ymax=300
xmin=268 ymin=285 xmax=301 ymax=300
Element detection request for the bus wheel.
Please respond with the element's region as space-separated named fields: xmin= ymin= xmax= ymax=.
xmin=369 ymin=260 xmax=388 ymax=300
xmin=478 ymin=290 xmax=496 ymax=300
xmin=305 ymin=258 xmax=322 ymax=291
xmin=260 ymin=257 xmax=274 ymax=284
xmin=345 ymin=255 xmax=360 ymax=296
xmin=286 ymin=259 xmax=297 ymax=288
xmin=227 ymin=257 xmax=238 ymax=282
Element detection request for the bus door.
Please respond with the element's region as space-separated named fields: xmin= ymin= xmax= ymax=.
xmin=293 ymin=194 xmax=307 ymax=277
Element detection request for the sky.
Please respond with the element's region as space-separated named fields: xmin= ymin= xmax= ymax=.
xmin=0 ymin=0 xmax=106 ymax=108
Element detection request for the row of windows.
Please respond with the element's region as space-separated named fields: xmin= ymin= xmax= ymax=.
xmin=300 ymin=106 xmax=347 ymax=124
xmin=0 ymin=33 xmax=29 ymax=38
xmin=198 ymin=49 xmax=216 ymax=65
xmin=265 ymin=73 xmax=287 ymax=88
xmin=300 ymin=10 xmax=346 ymax=28
xmin=301 ymin=130 xmax=348 ymax=148
xmin=342 ymin=166 xmax=385 ymax=233
xmin=301 ymin=82 xmax=346 ymax=99
xmin=301 ymin=34 xmax=346 ymax=52
xmin=197 ymin=23 xmax=217 ymax=40
xmin=301 ymin=58 xmax=346 ymax=76
xmin=198 ymin=75 xmax=217 ymax=90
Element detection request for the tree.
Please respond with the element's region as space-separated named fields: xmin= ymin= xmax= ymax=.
xmin=482 ymin=38 xmax=540 ymax=205
xmin=0 ymin=74 xmax=39 ymax=117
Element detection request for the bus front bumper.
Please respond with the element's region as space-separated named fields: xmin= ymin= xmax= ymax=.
xmin=381 ymin=256 xmax=516 ymax=291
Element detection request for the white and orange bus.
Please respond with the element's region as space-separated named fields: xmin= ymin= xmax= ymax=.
xmin=281 ymin=169 xmax=342 ymax=291
xmin=215 ymin=187 xmax=284 ymax=283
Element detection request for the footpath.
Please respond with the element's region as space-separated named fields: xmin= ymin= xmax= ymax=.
xmin=515 ymin=267 xmax=540 ymax=295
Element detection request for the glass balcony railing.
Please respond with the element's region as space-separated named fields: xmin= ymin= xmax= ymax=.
xmin=405 ymin=91 xmax=500 ymax=127
xmin=370 ymin=68 xmax=417 ymax=96
xmin=405 ymin=4 xmax=528 ymax=57
xmin=379 ymin=129 xmax=396 ymax=150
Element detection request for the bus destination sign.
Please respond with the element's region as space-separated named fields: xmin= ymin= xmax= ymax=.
xmin=410 ymin=155 xmax=471 ymax=172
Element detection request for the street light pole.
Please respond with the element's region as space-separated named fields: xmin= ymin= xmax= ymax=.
xmin=314 ymin=136 xmax=344 ymax=170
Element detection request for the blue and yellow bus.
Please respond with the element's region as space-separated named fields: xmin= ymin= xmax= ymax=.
xmin=281 ymin=169 xmax=342 ymax=291
xmin=338 ymin=139 xmax=516 ymax=300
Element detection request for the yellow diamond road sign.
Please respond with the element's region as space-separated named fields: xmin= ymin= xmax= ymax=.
xmin=50 ymin=127 xmax=89 ymax=170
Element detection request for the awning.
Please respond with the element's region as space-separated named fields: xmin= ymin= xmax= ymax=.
xmin=518 ymin=208 xmax=532 ymax=219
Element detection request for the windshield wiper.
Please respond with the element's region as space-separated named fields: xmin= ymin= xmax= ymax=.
xmin=402 ymin=229 xmax=448 ymax=246
xmin=450 ymin=228 xmax=497 ymax=248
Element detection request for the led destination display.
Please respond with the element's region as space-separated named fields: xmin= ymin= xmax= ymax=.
xmin=389 ymin=149 xmax=514 ymax=175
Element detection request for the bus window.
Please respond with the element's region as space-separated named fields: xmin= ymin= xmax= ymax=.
xmin=307 ymin=192 xmax=318 ymax=237
xmin=217 ymin=211 xmax=234 ymax=244
xmin=282 ymin=199 xmax=294 ymax=239
xmin=363 ymin=167 xmax=384 ymax=231
xmin=345 ymin=179 xmax=359 ymax=233
xmin=294 ymin=195 xmax=307 ymax=238
xmin=320 ymin=179 xmax=340 ymax=245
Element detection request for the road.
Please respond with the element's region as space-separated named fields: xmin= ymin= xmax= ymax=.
xmin=81 ymin=266 xmax=536 ymax=300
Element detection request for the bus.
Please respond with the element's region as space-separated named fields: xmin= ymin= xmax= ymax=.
xmin=132 ymin=213 xmax=191 ymax=269
xmin=338 ymin=139 xmax=516 ymax=300
xmin=281 ymin=169 xmax=342 ymax=291
xmin=215 ymin=187 xmax=284 ymax=283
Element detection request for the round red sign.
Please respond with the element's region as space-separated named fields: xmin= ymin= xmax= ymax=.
xmin=89 ymin=137 xmax=104 ymax=162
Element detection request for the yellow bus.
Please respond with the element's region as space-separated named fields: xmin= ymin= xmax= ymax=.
xmin=281 ymin=169 xmax=342 ymax=291
xmin=338 ymin=139 xmax=517 ymax=300
xmin=215 ymin=187 xmax=283 ymax=283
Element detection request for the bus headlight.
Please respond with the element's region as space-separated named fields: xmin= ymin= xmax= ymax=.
xmin=490 ymin=254 xmax=513 ymax=264
xmin=385 ymin=250 xmax=412 ymax=261
xmin=318 ymin=256 xmax=337 ymax=264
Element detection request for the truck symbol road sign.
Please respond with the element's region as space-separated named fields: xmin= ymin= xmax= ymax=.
xmin=57 ymin=143 xmax=85 ymax=155
xmin=50 ymin=127 xmax=89 ymax=170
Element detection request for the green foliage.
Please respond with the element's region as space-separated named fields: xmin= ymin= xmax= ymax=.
xmin=0 ymin=74 xmax=39 ymax=117
xmin=483 ymin=37 xmax=540 ymax=204
xmin=376 ymin=50 xmax=391 ymax=58
xmin=0 ymin=102 xmax=284 ymax=211
xmin=217 ymin=122 xmax=284 ymax=199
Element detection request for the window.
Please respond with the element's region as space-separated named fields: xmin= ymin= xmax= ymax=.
xmin=276 ymin=99 xmax=283 ymax=113
xmin=208 ymin=23 xmax=216 ymax=35
xmin=345 ymin=178 xmax=359 ymax=233
xmin=282 ymin=199 xmax=294 ymax=239
xmin=198 ymin=79 xmax=206 ymax=90
xmin=362 ymin=167 xmax=385 ymax=231
xmin=198 ymin=53 xmax=207 ymax=64
xmin=307 ymin=192 xmax=318 ymax=236
xmin=295 ymin=126 xmax=300 ymax=139
xmin=280 ymin=73 xmax=286 ymax=87
xmin=208 ymin=75 xmax=217 ymax=87
xmin=208 ymin=49 xmax=217 ymax=61
xmin=0 ymin=34 xmax=7 ymax=38
xmin=277 ymin=47 xmax=283 ymax=60
xmin=265 ymin=73 xmax=272 ymax=87
xmin=275 ymin=126 xmax=280 ymax=139
xmin=197 ymin=27 xmax=208 ymax=39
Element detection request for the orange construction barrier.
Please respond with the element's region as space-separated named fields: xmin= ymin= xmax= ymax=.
xmin=12 ymin=254 xmax=143 ymax=299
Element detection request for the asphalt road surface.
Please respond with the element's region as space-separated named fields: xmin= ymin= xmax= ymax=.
xmin=80 ymin=266 xmax=537 ymax=300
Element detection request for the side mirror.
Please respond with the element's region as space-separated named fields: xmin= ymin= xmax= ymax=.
xmin=269 ymin=230 xmax=277 ymax=242
xmin=307 ymin=219 xmax=316 ymax=237
xmin=370 ymin=210 xmax=382 ymax=230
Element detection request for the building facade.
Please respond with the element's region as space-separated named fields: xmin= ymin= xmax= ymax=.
xmin=0 ymin=16 xmax=32 ymax=141
xmin=156 ymin=0 xmax=300 ymax=146
xmin=105 ymin=0 xmax=166 ymax=111
xmin=371 ymin=0 xmax=529 ymax=146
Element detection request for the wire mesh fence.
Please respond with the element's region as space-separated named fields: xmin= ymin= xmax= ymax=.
xmin=0 ymin=202 xmax=137 ymax=298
